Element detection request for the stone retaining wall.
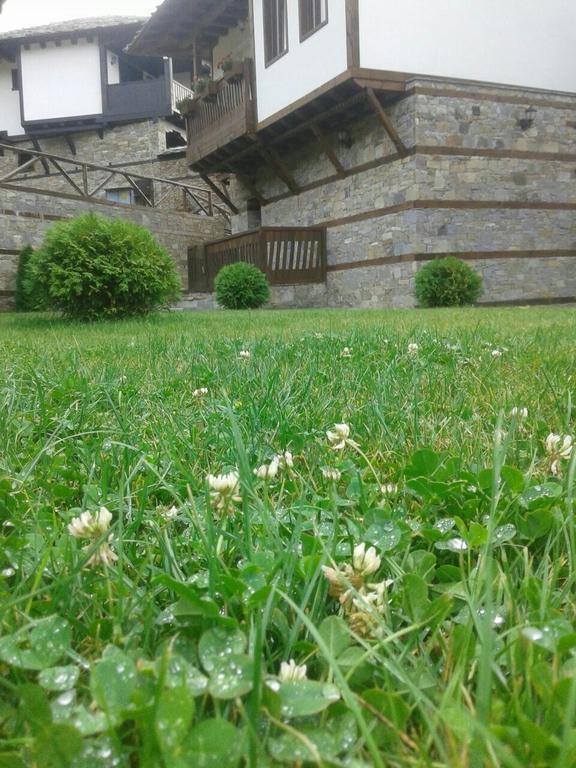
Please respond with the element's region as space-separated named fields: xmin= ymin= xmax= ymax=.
xmin=0 ymin=190 xmax=226 ymax=309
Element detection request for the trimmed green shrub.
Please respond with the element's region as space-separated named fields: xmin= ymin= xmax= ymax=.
xmin=14 ymin=246 xmax=40 ymax=312
xmin=214 ymin=262 xmax=270 ymax=310
xmin=27 ymin=214 xmax=181 ymax=320
xmin=415 ymin=256 xmax=482 ymax=308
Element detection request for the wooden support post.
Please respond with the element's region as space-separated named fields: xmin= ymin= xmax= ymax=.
xmin=31 ymin=137 xmax=50 ymax=175
xmin=64 ymin=135 xmax=77 ymax=156
xmin=253 ymin=140 xmax=300 ymax=196
xmin=311 ymin=124 xmax=347 ymax=178
xmin=365 ymin=88 xmax=408 ymax=158
xmin=200 ymin=173 xmax=239 ymax=214
xmin=48 ymin=158 xmax=86 ymax=196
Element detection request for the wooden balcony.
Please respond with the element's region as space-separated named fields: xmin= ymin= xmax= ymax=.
xmin=185 ymin=59 xmax=256 ymax=169
xmin=188 ymin=226 xmax=327 ymax=293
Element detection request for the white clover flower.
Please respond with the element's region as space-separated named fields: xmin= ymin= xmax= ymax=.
xmin=326 ymin=423 xmax=358 ymax=450
xmin=491 ymin=349 xmax=503 ymax=358
xmin=275 ymin=451 xmax=294 ymax=471
xmin=68 ymin=507 xmax=113 ymax=539
xmin=545 ymin=433 xmax=573 ymax=459
xmin=254 ymin=458 xmax=280 ymax=480
xmin=193 ymin=387 xmax=209 ymax=398
xmin=341 ymin=347 xmax=352 ymax=358
xmin=380 ymin=483 xmax=398 ymax=496
xmin=352 ymin=543 xmax=381 ymax=576
xmin=545 ymin=433 xmax=573 ymax=476
xmin=278 ymin=659 xmax=308 ymax=682
xmin=322 ymin=467 xmax=341 ymax=482
xmin=86 ymin=542 xmax=118 ymax=568
xmin=239 ymin=350 xmax=251 ymax=360
xmin=158 ymin=505 xmax=179 ymax=521
xmin=407 ymin=342 xmax=419 ymax=354
xmin=207 ymin=471 xmax=241 ymax=513
xmin=511 ymin=407 xmax=528 ymax=420
xmin=347 ymin=583 xmax=388 ymax=637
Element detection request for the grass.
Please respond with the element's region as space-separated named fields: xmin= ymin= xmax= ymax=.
xmin=0 ymin=306 xmax=575 ymax=768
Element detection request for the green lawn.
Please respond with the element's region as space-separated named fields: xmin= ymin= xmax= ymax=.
xmin=0 ymin=307 xmax=575 ymax=768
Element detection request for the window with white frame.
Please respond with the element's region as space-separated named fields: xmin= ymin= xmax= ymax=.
xmin=263 ymin=0 xmax=288 ymax=66
xmin=299 ymin=0 xmax=328 ymax=41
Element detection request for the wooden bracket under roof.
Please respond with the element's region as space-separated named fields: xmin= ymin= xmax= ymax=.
xmin=311 ymin=124 xmax=347 ymax=179
xmin=199 ymin=173 xmax=239 ymax=214
xmin=365 ymin=88 xmax=408 ymax=158
xmin=253 ymin=138 xmax=300 ymax=196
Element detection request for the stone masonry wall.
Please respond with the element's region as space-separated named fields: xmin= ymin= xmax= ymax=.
xmin=0 ymin=189 xmax=226 ymax=309
xmin=228 ymin=77 xmax=576 ymax=308
xmin=0 ymin=120 xmax=209 ymax=214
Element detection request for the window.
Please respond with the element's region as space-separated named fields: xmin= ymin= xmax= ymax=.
xmin=299 ymin=0 xmax=328 ymax=40
xmin=106 ymin=188 xmax=135 ymax=205
xmin=263 ymin=0 xmax=288 ymax=66
xmin=18 ymin=152 xmax=34 ymax=168
xmin=11 ymin=68 xmax=20 ymax=91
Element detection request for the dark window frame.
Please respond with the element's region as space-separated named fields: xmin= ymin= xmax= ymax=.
xmin=299 ymin=0 xmax=328 ymax=42
xmin=11 ymin=68 xmax=20 ymax=91
xmin=263 ymin=0 xmax=289 ymax=68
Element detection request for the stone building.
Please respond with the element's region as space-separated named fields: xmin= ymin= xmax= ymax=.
xmin=0 ymin=16 xmax=229 ymax=306
xmin=128 ymin=0 xmax=576 ymax=308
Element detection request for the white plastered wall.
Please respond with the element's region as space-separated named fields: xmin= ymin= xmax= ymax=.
xmin=359 ymin=0 xmax=576 ymax=94
xmin=253 ymin=0 xmax=348 ymax=124
xmin=20 ymin=38 xmax=103 ymax=122
xmin=0 ymin=58 xmax=24 ymax=136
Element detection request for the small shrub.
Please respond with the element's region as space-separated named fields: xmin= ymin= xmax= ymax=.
xmin=27 ymin=214 xmax=181 ymax=320
xmin=214 ymin=262 xmax=270 ymax=310
xmin=14 ymin=246 xmax=40 ymax=312
xmin=415 ymin=256 xmax=482 ymax=308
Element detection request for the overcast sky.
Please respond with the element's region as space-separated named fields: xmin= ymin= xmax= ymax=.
xmin=0 ymin=0 xmax=159 ymax=32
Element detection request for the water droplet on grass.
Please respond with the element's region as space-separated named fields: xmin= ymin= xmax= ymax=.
xmin=435 ymin=518 xmax=455 ymax=534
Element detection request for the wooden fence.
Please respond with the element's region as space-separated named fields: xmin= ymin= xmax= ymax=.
xmin=188 ymin=227 xmax=327 ymax=292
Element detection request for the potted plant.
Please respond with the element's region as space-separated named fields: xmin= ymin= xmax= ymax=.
xmin=193 ymin=77 xmax=209 ymax=96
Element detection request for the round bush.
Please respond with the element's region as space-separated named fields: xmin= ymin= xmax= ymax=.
xmin=214 ymin=262 xmax=270 ymax=310
xmin=27 ymin=214 xmax=181 ymax=320
xmin=415 ymin=256 xmax=482 ymax=308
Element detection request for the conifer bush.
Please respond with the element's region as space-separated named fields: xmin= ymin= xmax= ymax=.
xmin=14 ymin=245 xmax=39 ymax=311
xmin=415 ymin=256 xmax=482 ymax=307
xmin=214 ymin=262 xmax=270 ymax=310
xmin=27 ymin=214 xmax=181 ymax=320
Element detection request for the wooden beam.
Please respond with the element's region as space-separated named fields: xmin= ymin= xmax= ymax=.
xmin=253 ymin=140 xmax=300 ymax=196
xmin=30 ymin=137 xmax=50 ymax=175
xmin=228 ymin=162 xmax=267 ymax=206
xmin=200 ymin=173 xmax=239 ymax=214
xmin=345 ymin=0 xmax=360 ymax=68
xmin=311 ymin=124 xmax=347 ymax=179
xmin=365 ymin=88 xmax=408 ymax=158
xmin=64 ymin=134 xmax=77 ymax=156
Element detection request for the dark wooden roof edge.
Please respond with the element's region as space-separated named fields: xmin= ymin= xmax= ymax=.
xmin=127 ymin=0 xmax=249 ymax=57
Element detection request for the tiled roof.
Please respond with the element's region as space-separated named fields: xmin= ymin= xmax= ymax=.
xmin=0 ymin=16 xmax=146 ymax=43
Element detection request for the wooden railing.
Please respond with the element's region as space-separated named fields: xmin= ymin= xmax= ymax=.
xmin=186 ymin=59 xmax=256 ymax=166
xmin=0 ymin=142 xmax=231 ymax=221
xmin=171 ymin=79 xmax=195 ymax=113
xmin=188 ymin=227 xmax=327 ymax=292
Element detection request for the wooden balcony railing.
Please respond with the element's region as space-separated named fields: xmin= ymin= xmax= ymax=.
xmin=185 ymin=59 xmax=256 ymax=167
xmin=188 ymin=226 xmax=327 ymax=292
